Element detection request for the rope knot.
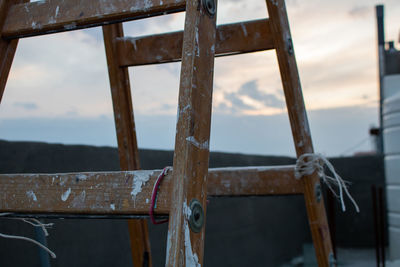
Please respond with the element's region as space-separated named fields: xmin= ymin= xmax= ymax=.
xmin=295 ymin=153 xmax=360 ymax=213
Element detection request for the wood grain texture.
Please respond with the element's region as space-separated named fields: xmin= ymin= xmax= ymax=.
xmin=2 ymin=0 xmax=186 ymax=39
xmin=102 ymin=23 xmax=152 ymax=267
xmin=0 ymin=0 xmax=26 ymax=103
xmin=166 ymin=0 xmax=218 ymax=265
xmin=266 ymin=0 xmax=334 ymax=265
xmin=117 ymin=19 xmax=274 ymax=67
xmin=0 ymin=166 xmax=301 ymax=215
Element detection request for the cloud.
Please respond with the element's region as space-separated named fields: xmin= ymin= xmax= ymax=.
xmin=238 ymin=80 xmax=285 ymax=109
xmin=217 ymin=80 xmax=285 ymax=115
xmin=13 ymin=102 xmax=38 ymax=110
xmin=348 ymin=5 xmax=371 ymax=18
xmin=225 ymin=91 xmax=256 ymax=111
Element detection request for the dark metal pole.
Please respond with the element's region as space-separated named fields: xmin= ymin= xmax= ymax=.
xmin=372 ymin=185 xmax=381 ymax=266
xmin=34 ymin=220 xmax=51 ymax=267
xmin=376 ymin=5 xmax=385 ymax=154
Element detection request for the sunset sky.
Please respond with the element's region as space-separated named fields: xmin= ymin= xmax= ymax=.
xmin=0 ymin=0 xmax=399 ymax=157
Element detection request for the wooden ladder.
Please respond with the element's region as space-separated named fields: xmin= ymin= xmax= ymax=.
xmin=0 ymin=0 xmax=335 ymax=266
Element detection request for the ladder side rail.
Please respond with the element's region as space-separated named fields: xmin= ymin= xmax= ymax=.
xmin=103 ymin=23 xmax=152 ymax=267
xmin=166 ymin=0 xmax=218 ymax=265
xmin=0 ymin=0 xmax=27 ymax=103
xmin=266 ymin=0 xmax=334 ymax=266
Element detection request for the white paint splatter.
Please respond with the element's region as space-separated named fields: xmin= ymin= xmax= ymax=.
xmin=130 ymin=170 xmax=155 ymax=199
xmin=297 ymin=140 xmax=304 ymax=147
xmin=166 ymin=229 xmax=172 ymax=264
xmin=184 ymin=221 xmax=201 ymax=267
xmin=71 ymin=190 xmax=86 ymax=208
xmin=34 ymin=0 xmax=46 ymax=5
xmin=186 ymin=136 xmax=209 ymax=150
xmin=211 ymin=44 xmax=215 ymax=54
xmin=118 ymin=37 xmax=139 ymax=50
xmin=110 ymin=204 xmax=115 ymax=210
xmin=195 ymin=28 xmax=200 ymax=56
xmin=241 ymin=23 xmax=248 ymax=37
xmin=222 ymin=180 xmax=231 ymax=188
xmin=64 ymin=22 xmax=77 ymax=30
xmin=61 ymin=188 xmax=71 ymax=201
xmin=76 ymin=174 xmax=88 ymax=181
xmin=183 ymin=201 xmax=192 ymax=220
xmin=144 ymin=0 xmax=152 ymax=9
xmin=31 ymin=22 xmax=40 ymax=29
xmin=26 ymin=190 xmax=37 ymax=202
xmin=55 ymin=6 xmax=59 ymax=17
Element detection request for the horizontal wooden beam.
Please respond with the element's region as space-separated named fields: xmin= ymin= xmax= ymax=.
xmin=117 ymin=19 xmax=274 ymax=67
xmin=1 ymin=0 xmax=186 ymax=39
xmin=0 ymin=166 xmax=302 ymax=216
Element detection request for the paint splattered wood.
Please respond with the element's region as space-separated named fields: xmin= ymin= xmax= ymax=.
xmin=0 ymin=166 xmax=301 ymax=216
xmin=117 ymin=19 xmax=274 ymax=67
xmin=266 ymin=0 xmax=334 ymax=265
xmin=103 ymin=23 xmax=152 ymax=267
xmin=2 ymin=0 xmax=186 ymax=39
xmin=166 ymin=1 xmax=218 ymax=265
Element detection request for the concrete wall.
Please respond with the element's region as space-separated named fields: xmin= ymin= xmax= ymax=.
xmin=0 ymin=140 xmax=384 ymax=266
xmin=383 ymin=74 xmax=400 ymax=260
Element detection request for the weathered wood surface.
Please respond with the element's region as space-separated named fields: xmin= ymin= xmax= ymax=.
xmin=0 ymin=0 xmax=27 ymax=103
xmin=2 ymin=0 xmax=186 ymax=39
xmin=266 ymin=0 xmax=334 ymax=265
xmin=103 ymin=23 xmax=151 ymax=267
xmin=0 ymin=166 xmax=301 ymax=215
xmin=117 ymin=19 xmax=274 ymax=67
xmin=165 ymin=0 xmax=217 ymax=265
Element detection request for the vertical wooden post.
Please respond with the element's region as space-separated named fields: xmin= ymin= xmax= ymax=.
xmin=103 ymin=24 xmax=152 ymax=267
xmin=166 ymin=0 xmax=217 ymax=265
xmin=266 ymin=0 xmax=334 ymax=266
xmin=0 ymin=0 xmax=25 ymax=103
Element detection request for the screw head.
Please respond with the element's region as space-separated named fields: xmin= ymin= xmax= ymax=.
xmin=202 ymin=0 xmax=216 ymax=16
xmin=286 ymin=37 xmax=294 ymax=55
xmin=188 ymin=199 xmax=204 ymax=233
xmin=315 ymin=183 xmax=322 ymax=203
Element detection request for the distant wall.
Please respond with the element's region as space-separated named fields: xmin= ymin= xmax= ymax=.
xmin=0 ymin=140 xmax=384 ymax=266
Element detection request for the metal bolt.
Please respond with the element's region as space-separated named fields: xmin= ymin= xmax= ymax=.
xmin=315 ymin=183 xmax=321 ymax=203
xmin=286 ymin=37 xmax=294 ymax=55
xmin=188 ymin=199 xmax=204 ymax=233
xmin=202 ymin=0 xmax=216 ymax=16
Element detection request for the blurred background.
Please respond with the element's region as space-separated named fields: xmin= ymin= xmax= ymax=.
xmin=0 ymin=0 xmax=400 ymax=266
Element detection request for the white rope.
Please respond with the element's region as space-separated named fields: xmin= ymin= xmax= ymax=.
xmin=294 ymin=153 xmax=360 ymax=213
xmin=0 ymin=213 xmax=56 ymax=258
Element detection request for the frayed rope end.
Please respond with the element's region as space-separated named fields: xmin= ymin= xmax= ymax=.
xmin=295 ymin=153 xmax=360 ymax=213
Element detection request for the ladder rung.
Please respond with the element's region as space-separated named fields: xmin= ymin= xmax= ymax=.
xmin=118 ymin=19 xmax=274 ymax=67
xmin=2 ymin=0 xmax=186 ymax=39
xmin=0 ymin=166 xmax=301 ymax=216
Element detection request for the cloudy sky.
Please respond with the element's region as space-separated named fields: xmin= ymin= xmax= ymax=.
xmin=1 ymin=0 xmax=400 ymax=157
